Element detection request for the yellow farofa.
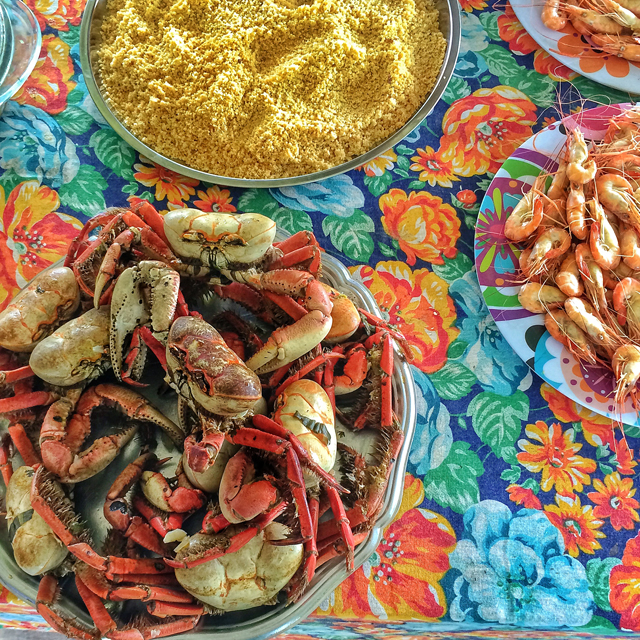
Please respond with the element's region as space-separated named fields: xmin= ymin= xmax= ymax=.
xmin=98 ymin=0 xmax=447 ymax=179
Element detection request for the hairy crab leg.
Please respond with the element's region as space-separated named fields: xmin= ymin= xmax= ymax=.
xmin=274 ymin=351 xmax=345 ymax=397
xmin=132 ymin=494 xmax=185 ymax=538
xmin=317 ymin=531 xmax=368 ymax=568
xmin=0 ymin=435 xmax=12 ymax=485
xmin=325 ymin=485 xmax=355 ymax=570
xmin=147 ymin=602 xmax=205 ymax=618
xmin=39 ymin=575 xmax=100 ymax=640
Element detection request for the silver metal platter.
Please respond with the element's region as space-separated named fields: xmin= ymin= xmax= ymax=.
xmin=79 ymin=0 xmax=461 ymax=188
xmin=0 ymin=239 xmax=417 ymax=640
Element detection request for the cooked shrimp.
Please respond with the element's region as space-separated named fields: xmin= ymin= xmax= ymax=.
xmin=567 ymin=182 xmax=588 ymax=239
xmin=547 ymin=159 xmax=569 ymax=200
xmin=619 ymin=222 xmax=640 ymax=270
xmin=545 ymin=309 xmax=598 ymax=364
xmin=612 ymin=344 xmax=640 ymax=405
xmin=589 ymin=198 xmax=621 ymax=270
xmin=518 ymin=282 xmax=567 ymax=313
xmin=556 ymin=252 xmax=585 ymax=297
xmin=592 ymin=34 xmax=640 ymax=62
xmin=504 ymin=178 xmax=545 ymax=242
xmin=597 ymin=173 xmax=640 ymax=224
xmin=592 ymin=0 xmax=640 ymax=30
xmin=565 ymin=296 xmax=619 ymax=351
xmin=613 ymin=278 xmax=640 ymax=337
xmin=528 ymin=227 xmax=572 ymax=276
xmin=576 ymin=242 xmax=609 ymax=312
xmin=566 ymin=129 xmax=597 ymax=184
xmin=564 ymin=4 xmax=626 ymax=32
xmin=542 ymin=0 xmax=568 ymax=29
xmin=542 ymin=198 xmax=567 ymax=228
xmin=599 ymin=151 xmax=640 ymax=177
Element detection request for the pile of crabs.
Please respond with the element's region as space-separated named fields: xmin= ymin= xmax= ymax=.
xmin=0 ymin=204 xmax=410 ymax=640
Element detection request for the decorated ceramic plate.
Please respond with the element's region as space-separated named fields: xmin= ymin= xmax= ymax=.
xmin=474 ymin=103 xmax=640 ymax=427
xmin=510 ymin=0 xmax=640 ymax=94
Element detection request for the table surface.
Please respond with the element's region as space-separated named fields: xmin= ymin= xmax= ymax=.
xmin=1 ymin=0 xmax=639 ymax=636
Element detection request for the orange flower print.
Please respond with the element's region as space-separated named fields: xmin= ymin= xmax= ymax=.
xmin=458 ymin=0 xmax=487 ymax=11
xmin=611 ymin=532 xmax=640 ymax=631
xmin=13 ymin=36 xmax=75 ymax=115
xmin=498 ymin=3 xmax=538 ymax=54
xmin=409 ymin=147 xmax=458 ymax=188
xmin=351 ymin=262 xmax=459 ymax=373
xmin=533 ymin=50 xmax=578 ymax=82
xmin=439 ymin=86 xmax=537 ymax=177
xmin=25 ymin=0 xmax=85 ymax=31
xmin=358 ymin=150 xmax=398 ymax=177
xmin=506 ymin=484 xmax=542 ymax=509
xmin=134 ymin=161 xmax=199 ymax=204
xmin=317 ymin=475 xmax=456 ymax=621
xmin=541 ymin=383 xmax=614 ymax=449
xmin=544 ymin=494 xmax=605 ymax=557
xmin=615 ymin=437 xmax=637 ymax=476
xmin=517 ymin=421 xmax=596 ymax=496
xmin=193 ymin=186 xmax=236 ymax=213
xmin=379 ymin=189 xmax=460 ymax=266
xmin=0 ymin=181 xmax=82 ymax=309
xmin=588 ymin=473 xmax=640 ymax=531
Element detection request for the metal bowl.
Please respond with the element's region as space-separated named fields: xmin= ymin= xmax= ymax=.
xmin=79 ymin=0 xmax=460 ymax=188
xmin=0 ymin=243 xmax=417 ymax=640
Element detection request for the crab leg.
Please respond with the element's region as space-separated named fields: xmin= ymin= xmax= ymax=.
xmin=248 ymin=416 xmax=348 ymax=493
xmin=165 ymin=503 xmax=287 ymax=569
xmin=287 ymin=491 xmax=320 ymax=602
xmin=0 ymin=390 xmax=59 ymax=414
xmin=358 ymin=309 xmax=413 ymax=360
xmin=39 ymin=575 xmax=100 ymax=640
xmin=0 ymin=365 xmax=34 ymax=384
xmin=7 ymin=423 xmax=40 ymax=466
xmin=274 ymin=351 xmax=344 ymax=397
xmin=0 ymin=435 xmax=12 ymax=485
xmin=75 ymin=573 xmax=117 ymax=637
xmin=147 ymin=602 xmax=205 ymax=618
xmin=317 ymin=531 xmax=368 ymax=568
xmin=325 ymin=485 xmax=355 ymax=570
xmin=271 ymin=231 xmax=322 ymax=275
xmin=133 ymin=494 xmax=185 ymax=538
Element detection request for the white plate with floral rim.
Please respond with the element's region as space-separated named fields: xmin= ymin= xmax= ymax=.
xmin=474 ymin=103 xmax=640 ymax=427
xmin=510 ymin=0 xmax=640 ymax=94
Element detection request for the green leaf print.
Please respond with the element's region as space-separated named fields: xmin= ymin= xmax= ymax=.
xmin=442 ymin=76 xmax=471 ymax=105
xmin=322 ymin=210 xmax=375 ymax=262
xmin=54 ymin=107 xmax=94 ymax=136
xmin=59 ymin=165 xmax=107 ymax=215
xmin=467 ymin=390 xmax=529 ymax=462
xmin=481 ymin=44 xmax=521 ymax=79
xmin=395 ymin=145 xmax=414 ymax=156
xmin=571 ymin=76 xmax=631 ymax=105
xmin=579 ymin=616 xmax=617 ymax=631
xmin=58 ymin=24 xmax=81 ymax=46
xmin=423 ymin=442 xmax=484 ymax=514
xmin=521 ymin=478 xmax=539 ymax=493
xmin=271 ymin=208 xmax=313 ymax=235
xmin=478 ymin=11 xmax=502 ymax=40
xmin=363 ymin=172 xmax=392 ymax=197
xmin=447 ymin=339 xmax=468 ymax=359
xmin=237 ymin=189 xmax=280 ymax=216
xmin=408 ymin=180 xmax=426 ymax=190
xmin=429 ymin=361 xmax=476 ymax=401
xmin=432 ymin=253 xmax=473 ymax=282
xmin=396 ymin=155 xmax=411 ymax=171
xmin=500 ymin=466 xmax=521 ymax=483
xmin=378 ymin=242 xmax=397 ymax=258
xmin=90 ymin=130 xmax=136 ymax=179
xmin=586 ymin=557 xmax=622 ymax=612
xmin=0 ymin=169 xmax=26 ymax=195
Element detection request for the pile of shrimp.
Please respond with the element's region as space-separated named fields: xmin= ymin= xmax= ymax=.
xmin=542 ymin=0 xmax=640 ymax=62
xmin=507 ymin=106 xmax=640 ymax=407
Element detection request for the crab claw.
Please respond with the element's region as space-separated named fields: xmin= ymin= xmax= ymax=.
xmin=218 ymin=449 xmax=281 ymax=523
xmin=110 ymin=261 xmax=180 ymax=383
xmin=140 ymin=465 xmax=206 ymax=513
xmin=236 ymin=271 xmax=333 ymax=374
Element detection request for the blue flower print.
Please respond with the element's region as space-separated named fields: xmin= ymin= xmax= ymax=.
xmin=448 ymin=501 xmax=594 ymax=627
xmin=455 ymin=13 xmax=490 ymax=79
xmin=270 ymin=175 xmax=365 ymax=217
xmin=449 ymin=270 xmax=527 ymax=396
xmin=72 ymin=70 xmax=108 ymax=126
xmin=409 ymin=367 xmax=452 ymax=476
xmin=0 ymin=102 xmax=79 ymax=188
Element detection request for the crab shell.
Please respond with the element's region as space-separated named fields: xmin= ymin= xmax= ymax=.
xmin=29 ymin=307 xmax=110 ymax=386
xmin=0 ymin=266 xmax=80 ymax=352
xmin=163 ymin=209 xmax=277 ymax=268
xmin=174 ymin=524 xmax=303 ymax=611
xmin=166 ymin=316 xmax=262 ymax=416
xmin=274 ymin=379 xmax=336 ymax=483
xmin=6 ymin=466 xmax=68 ymax=576
xmin=182 ymin=440 xmax=240 ymax=493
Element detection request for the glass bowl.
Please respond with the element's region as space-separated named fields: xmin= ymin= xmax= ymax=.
xmin=0 ymin=0 xmax=41 ymax=114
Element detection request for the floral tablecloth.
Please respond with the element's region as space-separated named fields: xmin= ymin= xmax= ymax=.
xmin=2 ymin=0 xmax=640 ymax=636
